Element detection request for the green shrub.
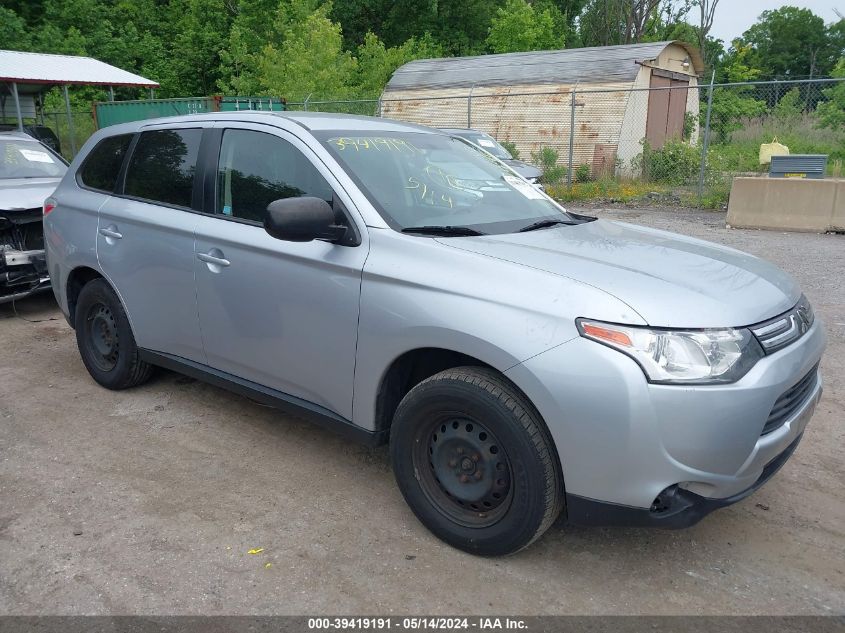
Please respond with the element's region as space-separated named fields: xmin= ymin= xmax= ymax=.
xmin=499 ymin=140 xmax=519 ymax=159
xmin=633 ymin=140 xmax=700 ymax=185
xmin=575 ymin=163 xmax=593 ymax=182
xmin=531 ymin=146 xmax=567 ymax=185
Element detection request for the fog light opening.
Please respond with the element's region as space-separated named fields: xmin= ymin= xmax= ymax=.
xmin=650 ymin=485 xmax=680 ymax=514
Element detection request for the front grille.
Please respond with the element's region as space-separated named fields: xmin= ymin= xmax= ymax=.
xmin=751 ymin=295 xmax=814 ymax=354
xmin=762 ymin=364 xmax=819 ymax=435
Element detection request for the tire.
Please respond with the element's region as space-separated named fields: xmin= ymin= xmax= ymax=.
xmin=74 ymin=278 xmax=153 ymax=390
xmin=390 ymin=366 xmax=563 ymax=556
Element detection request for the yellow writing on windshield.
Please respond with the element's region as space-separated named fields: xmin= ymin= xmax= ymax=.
xmin=406 ymin=177 xmax=453 ymax=208
xmin=329 ymin=137 xmax=422 ymax=154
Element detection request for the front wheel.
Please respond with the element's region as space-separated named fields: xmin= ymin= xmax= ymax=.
xmin=390 ymin=367 xmax=563 ymax=556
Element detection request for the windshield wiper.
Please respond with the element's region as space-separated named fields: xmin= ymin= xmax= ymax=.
xmin=517 ymin=218 xmax=577 ymax=232
xmin=401 ymin=225 xmax=486 ymax=237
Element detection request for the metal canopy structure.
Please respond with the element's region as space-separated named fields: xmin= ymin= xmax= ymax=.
xmin=0 ymin=50 xmax=159 ymax=156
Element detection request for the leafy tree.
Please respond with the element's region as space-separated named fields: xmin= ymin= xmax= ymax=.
xmin=330 ymin=0 xmax=390 ymax=50
xmin=217 ymin=0 xmax=279 ymax=95
xmin=708 ymin=41 xmax=766 ymax=141
xmin=742 ymin=7 xmax=838 ymax=79
xmin=0 ymin=7 xmax=32 ymax=50
xmin=486 ymin=0 xmax=563 ymax=54
xmin=167 ymin=0 xmax=235 ymax=97
xmin=380 ymin=0 xmax=504 ymax=55
xmin=772 ymin=87 xmax=803 ymax=120
xmin=817 ymin=59 xmax=845 ymax=129
xmin=258 ymin=0 xmax=356 ymax=102
xmin=355 ymin=33 xmax=442 ymax=98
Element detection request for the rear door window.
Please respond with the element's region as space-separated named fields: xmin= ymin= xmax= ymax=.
xmin=124 ymin=129 xmax=202 ymax=208
xmin=78 ymin=134 xmax=133 ymax=192
xmin=216 ymin=128 xmax=333 ymax=223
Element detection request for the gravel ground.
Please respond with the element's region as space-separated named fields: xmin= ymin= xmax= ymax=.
xmin=0 ymin=208 xmax=843 ymax=615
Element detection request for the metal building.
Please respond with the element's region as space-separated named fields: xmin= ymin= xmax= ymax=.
xmin=0 ymin=50 xmax=159 ymax=156
xmin=381 ymin=41 xmax=704 ymax=178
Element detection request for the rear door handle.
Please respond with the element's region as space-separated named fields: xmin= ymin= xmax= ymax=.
xmin=197 ymin=252 xmax=231 ymax=267
xmin=98 ymin=227 xmax=123 ymax=240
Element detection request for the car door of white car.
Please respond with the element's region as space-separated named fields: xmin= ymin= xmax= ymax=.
xmin=191 ymin=124 xmax=368 ymax=421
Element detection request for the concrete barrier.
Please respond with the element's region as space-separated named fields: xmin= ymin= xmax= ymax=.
xmin=727 ymin=177 xmax=845 ymax=233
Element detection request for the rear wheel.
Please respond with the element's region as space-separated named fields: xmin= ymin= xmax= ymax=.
xmin=75 ymin=279 xmax=153 ymax=390
xmin=390 ymin=366 xmax=562 ymax=556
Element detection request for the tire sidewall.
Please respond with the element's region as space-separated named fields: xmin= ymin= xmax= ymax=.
xmin=75 ymin=279 xmax=140 ymax=389
xmin=390 ymin=374 xmax=556 ymax=555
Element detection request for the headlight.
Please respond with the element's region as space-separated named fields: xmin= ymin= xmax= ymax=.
xmin=577 ymin=319 xmax=764 ymax=384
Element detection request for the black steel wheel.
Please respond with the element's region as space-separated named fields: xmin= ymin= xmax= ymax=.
xmin=84 ymin=302 xmax=120 ymax=372
xmin=390 ymin=366 xmax=563 ymax=556
xmin=417 ymin=416 xmax=513 ymax=528
xmin=75 ymin=278 xmax=153 ymax=390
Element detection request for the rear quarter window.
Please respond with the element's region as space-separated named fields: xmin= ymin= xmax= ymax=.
xmin=78 ymin=134 xmax=133 ymax=192
xmin=124 ymin=128 xmax=202 ymax=208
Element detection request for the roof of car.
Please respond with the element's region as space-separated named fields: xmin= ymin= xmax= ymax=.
xmin=125 ymin=111 xmax=441 ymax=134
xmin=440 ymin=128 xmax=489 ymax=136
xmin=0 ymin=131 xmax=40 ymax=141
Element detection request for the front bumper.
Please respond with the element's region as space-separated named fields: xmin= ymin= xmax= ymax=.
xmin=1 ymin=248 xmax=50 ymax=304
xmin=565 ymin=432 xmax=803 ymax=528
xmin=505 ymin=319 xmax=826 ymax=524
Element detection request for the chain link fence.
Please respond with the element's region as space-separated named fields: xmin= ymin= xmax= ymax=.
xmin=8 ymin=79 xmax=844 ymax=208
xmin=296 ymin=78 xmax=845 ymax=208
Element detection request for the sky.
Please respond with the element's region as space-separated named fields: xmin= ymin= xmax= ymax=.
xmin=706 ymin=0 xmax=843 ymax=44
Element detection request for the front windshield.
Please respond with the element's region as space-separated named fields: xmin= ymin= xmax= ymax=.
xmin=319 ymin=132 xmax=568 ymax=235
xmin=0 ymin=140 xmax=67 ymax=179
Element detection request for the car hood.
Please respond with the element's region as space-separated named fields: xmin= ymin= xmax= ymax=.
xmin=0 ymin=178 xmax=61 ymax=212
xmin=437 ymin=219 xmax=800 ymax=328
xmin=504 ymin=160 xmax=542 ymax=180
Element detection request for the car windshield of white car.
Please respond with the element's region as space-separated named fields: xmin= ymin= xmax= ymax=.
xmin=0 ymin=140 xmax=67 ymax=179
xmin=318 ymin=132 xmax=574 ymax=235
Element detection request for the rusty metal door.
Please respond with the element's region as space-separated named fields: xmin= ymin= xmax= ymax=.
xmin=646 ymin=73 xmax=689 ymax=148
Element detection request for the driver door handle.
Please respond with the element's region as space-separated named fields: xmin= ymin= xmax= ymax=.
xmin=98 ymin=227 xmax=123 ymax=240
xmin=197 ymin=252 xmax=231 ymax=267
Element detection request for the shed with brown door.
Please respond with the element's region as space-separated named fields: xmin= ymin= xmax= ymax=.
xmin=380 ymin=41 xmax=703 ymax=179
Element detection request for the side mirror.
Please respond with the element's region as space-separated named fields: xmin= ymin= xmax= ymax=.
xmin=264 ymin=197 xmax=348 ymax=243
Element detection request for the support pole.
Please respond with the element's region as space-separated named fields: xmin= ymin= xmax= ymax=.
xmin=63 ymin=85 xmax=77 ymax=158
xmin=467 ymin=84 xmax=475 ymax=128
xmin=567 ymin=88 xmax=576 ymax=187
xmin=697 ymin=70 xmax=716 ymax=205
xmin=149 ymin=88 xmax=154 ymax=99
xmin=109 ymin=86 xmax=115 ymax=101
xmin=11 ymin=82 xmax=24 ymax=132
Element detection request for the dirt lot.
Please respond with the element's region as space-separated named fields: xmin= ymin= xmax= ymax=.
xmin=0 ymin=208 xmax=843 ymax=615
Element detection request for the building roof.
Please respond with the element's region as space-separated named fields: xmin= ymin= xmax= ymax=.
xmin=385 ymin=41 xmax=703 ymax=92
xmin=0 ymin=50 xmax=159 ymax=89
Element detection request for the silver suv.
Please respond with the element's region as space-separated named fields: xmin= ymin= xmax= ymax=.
xmin=44 ymin=113 xmax=826 ymax=555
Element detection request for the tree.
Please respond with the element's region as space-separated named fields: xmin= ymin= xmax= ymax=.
xmin=258 ymin=0 xmax=356 ymax=102
xmin=578 ymin=0 xmax=680 ymax=47
xmin=694 ymin=0 xmax=720 ymax=67
xmin=707 ymin=41 xmax=766 ymax=141
xmin=742 ymin=7 xmax=836 ymax=79
xmin=817 ymin=59 xmax=845 ymax=129
xmin=168 ymin=0 xmax=235 ymax=97
xmin=355 ymin=33 xmax=442 ymax=98
xmin=0 ymin=7 xmax=32 ymax=51
xmin=217 ymin=0 xmax=279 ymax=94
xmin=486 ymin=0 xmax=563 ymax=53
xmin=379 ymin=0 xmax=504 ymax=55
